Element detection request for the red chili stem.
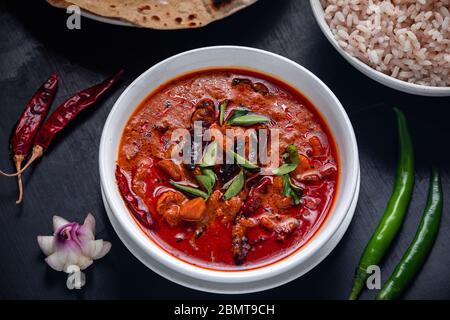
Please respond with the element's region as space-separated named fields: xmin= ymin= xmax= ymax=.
xmin=116 ymin=165 xmax=156 ymax=229
xmin=14 ymin=155 xmax=24 ymax=204
xmin=3 ymin=70 xmax=124 ymax=177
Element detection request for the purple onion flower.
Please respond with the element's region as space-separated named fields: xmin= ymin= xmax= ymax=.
xmin=37 ymin=214 xmax=111 ymax=288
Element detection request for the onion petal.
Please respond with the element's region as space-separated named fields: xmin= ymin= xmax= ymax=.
xmin=37 ymin=236 xmax=55 ymax=256
xmin=53 ymin=216 xmax=70 ymax=231
xmin=77 ymin=257 xmax=94 ymax=271
xmin=93 ymin=241 xmax=111 ymax=260
xmin=78 ymin=225 xmax=94 ymax=242
xmin=83 ymin=213 xmax=96 ymax=234
xmin=81 ymin=239 xmax=102 ymax=258
xmin=39 ymin=213 xmax=111 ymax=289
xmin=45 ymin=251 xmax=68 ymax=272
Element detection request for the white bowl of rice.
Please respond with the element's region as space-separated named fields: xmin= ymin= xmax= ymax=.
xmin=311 ymin=0 xmax=450 ymax=96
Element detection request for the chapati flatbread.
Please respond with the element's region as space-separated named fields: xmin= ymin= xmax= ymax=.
xmin=47 ymin=0 xmax=258 ymax=29
xmin=47 ymin=0 xmax=72 ymax=8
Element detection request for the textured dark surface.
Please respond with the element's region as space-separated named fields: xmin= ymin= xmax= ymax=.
xmin=0 ymin=0 xmax=449 ymax=300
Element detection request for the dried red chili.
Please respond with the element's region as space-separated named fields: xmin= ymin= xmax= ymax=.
xmin=116 ymin=165 xmax=156 ymax=229
xmin=2 ymin=74 xmax=58 ymax=203
xmin=34 ymin=70 xmax=123 ymax=152
xmin=3 ymin=70 xmax=123 ymax=178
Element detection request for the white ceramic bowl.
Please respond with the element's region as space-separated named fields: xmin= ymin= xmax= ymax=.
xmin=310 ymin=0 xmax=450 ymax=97
xmin=99 ymin=46 xmax=360 ymax=293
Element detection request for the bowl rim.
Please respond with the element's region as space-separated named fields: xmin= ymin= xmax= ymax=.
xmin=99 ymin=45 xmax=360 ymax=284
xmin=310 ymin=0 xmax=450 ymax=97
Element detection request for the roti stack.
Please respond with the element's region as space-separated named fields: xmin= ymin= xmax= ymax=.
xmin=47 ymin=0 xmax=258 ymax=29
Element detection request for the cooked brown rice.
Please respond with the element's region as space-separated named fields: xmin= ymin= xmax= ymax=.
xmin=320 ymin=0 xmax=450 ymax=87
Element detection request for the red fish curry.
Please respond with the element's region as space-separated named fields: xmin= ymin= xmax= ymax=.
xmin=117 ymin=69 xmax=338 ymax=270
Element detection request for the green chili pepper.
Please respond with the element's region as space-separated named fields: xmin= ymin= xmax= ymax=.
xmin=170 ymin=181 xmax=209 ymax=200
xmin=223 ymin=170 xmax=245 ymax=200
xmin=376 ymin=167 xmax=443 ymax=300
xmin=227 ymin=114 xmax=270 ymax=126
xmin=272 ymin=144 xmax=299 ymax=175
xmin=219 ymin=100 xmax=230 ymax=126
xmin=349 ymin=108 xmax=414 ymax=300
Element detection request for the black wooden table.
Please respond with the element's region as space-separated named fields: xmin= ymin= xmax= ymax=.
xmin=0 ymin=0 xmax=449 ymax=300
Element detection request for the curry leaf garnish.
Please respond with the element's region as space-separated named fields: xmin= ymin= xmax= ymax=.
xmin=272 ymin=144 xmax=300 ymax=176
xmin=195 ymin=168 xmax=216 ymax=195
xmin=273 ymin=164 xmax=297 ymax=176
xmin=227 ymin=114 xmax=270 ymax=126
xmin=226 ymin=106 xmax=250 ymax=124
xmin=195 ymin=175 xmax=214 ymax=195
xmin=219 ymin=100 xmax=230 ymax=126
xmin=222 ymin=174 xmax=236 ymax=190
xmin=282 ymin=175 xmax=292 ymax=197
xmin=191 ymin=141 xmax=218 ymax=196
xmin=203 ymin=167 xmax=216 ymax=183
xmin=228 ymin=150 xmax=260 ymax=172
xmin=200 ymin=141 xmax=218 ymax=168
xmin=223 ymin=170 xmax=245 ymax=200
xmin=282 ymin=174 xmax=302 ymax=205
xmin=170 ymin=181 xmax=209 ymax=200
